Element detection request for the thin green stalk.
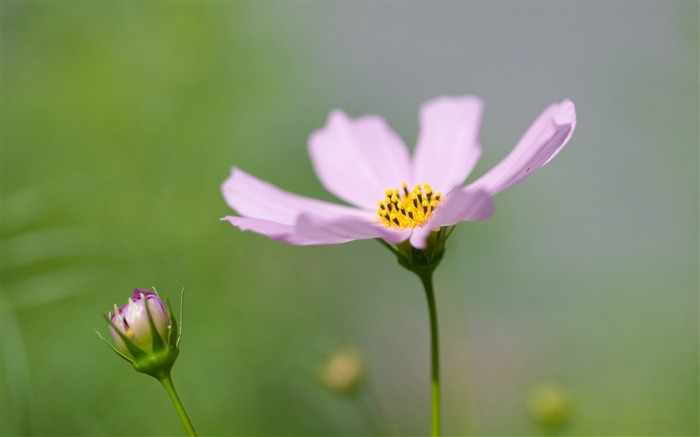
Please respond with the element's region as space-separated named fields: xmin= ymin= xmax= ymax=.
xmin=418 ymin=271 xmax=441 ymax=437
xmin=159 ymin=374 xmax=198 ymax=437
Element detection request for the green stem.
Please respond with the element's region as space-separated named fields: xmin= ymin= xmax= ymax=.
xmin=159 ymin=374 xmax=198 ymax=437
xmin=418 ymin=271 xmax=441 ymax=437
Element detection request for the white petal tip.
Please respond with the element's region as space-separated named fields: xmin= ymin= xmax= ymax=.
xmin=555 ymin=100 xmax=576 ymax=125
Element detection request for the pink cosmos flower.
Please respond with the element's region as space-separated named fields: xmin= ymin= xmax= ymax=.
xmin=221 ymin=96 xmax=576 ymax=249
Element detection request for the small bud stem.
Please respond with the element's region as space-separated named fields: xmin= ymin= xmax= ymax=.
xmin=418 ymin=271 xmax=441 ymax=437
xmin=158 ymin=374 xmax=198 ymax=437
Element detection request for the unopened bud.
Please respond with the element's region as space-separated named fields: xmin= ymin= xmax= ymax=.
xmin=99 ymin=289 xmax=180 ymax=379
xmin=110 ymin=289 xmax=170 ymax=357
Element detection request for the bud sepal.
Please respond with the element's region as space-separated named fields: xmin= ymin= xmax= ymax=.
xmin=378 ymin=226 xmax=452 ymax=278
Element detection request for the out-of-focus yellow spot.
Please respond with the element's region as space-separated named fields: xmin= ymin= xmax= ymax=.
xmin=320 ymin=347 xmax=363 ymax=394
xmin=528 ymin=383 xmax=572 ymax=431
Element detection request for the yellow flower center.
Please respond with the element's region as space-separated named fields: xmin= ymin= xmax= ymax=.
xmin=377 ymin=182 xmax=442 ymax=229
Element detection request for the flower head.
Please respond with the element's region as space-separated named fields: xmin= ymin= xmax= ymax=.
xmin=100 ymin=289 xmax=180 ymax=378
xmin=222 ymin=96 xmax=576 ymax=252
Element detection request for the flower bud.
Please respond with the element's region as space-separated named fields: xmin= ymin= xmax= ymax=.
xmin=110 ymin=289 xmax=170 ymax=357
xmin=101 ymin=289 xmax=180 ymax=379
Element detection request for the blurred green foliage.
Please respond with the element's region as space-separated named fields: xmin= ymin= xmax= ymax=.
xmin=2 ymin=2 xmax=698 ymax=436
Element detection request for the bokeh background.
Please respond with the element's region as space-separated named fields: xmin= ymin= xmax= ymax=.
xmin=2 ymin=2 xmax=698 ymax=436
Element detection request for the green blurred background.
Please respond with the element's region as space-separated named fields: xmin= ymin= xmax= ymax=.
xmin=2 ymin=2 xmax=698 ymax=436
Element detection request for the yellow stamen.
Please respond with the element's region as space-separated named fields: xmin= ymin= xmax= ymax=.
xmin=377 ymin=182 xmax=442 ymax=229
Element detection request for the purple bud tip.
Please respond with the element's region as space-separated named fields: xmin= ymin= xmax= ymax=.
xmin=131 ymin=288 xmax=158 ymax=300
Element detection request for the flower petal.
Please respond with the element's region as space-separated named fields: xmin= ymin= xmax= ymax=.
xmin=413 ymin=95 xmax=484 ymax=194
xmin=296 ymin=213 xmax=411 ymax=245
xmin=222 ymin=216 xmax=332 ymax=246
xmin=468 ymin=99 xmax=576 ymax=195
xmin=409 ymin=188 xmax=494 ymax=249
xmin=308 ymin=111 xmax=412 ymax=210
xmin=221 ymin=168 xmax=365 ymax=225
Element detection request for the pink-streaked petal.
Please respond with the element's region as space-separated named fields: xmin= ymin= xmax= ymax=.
xmin=409 ymin=189 xmax=494 ymax=249
xmin=221 ymin=168 xmax=365 ymax=225
xmin=131 ymin=289 xmax=157 ymax=301
xmin=413 ymin=95 xmax=484 ymax=194
xmin=222 ymin=216 xmax=332 ymax=246
xmin=308 ymin=111 xmax=411 ymax=210
xmin=296 ymin=213 xmax=411 ymax=245
xmin=468 ymin=99 xmax=576 ymax=195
